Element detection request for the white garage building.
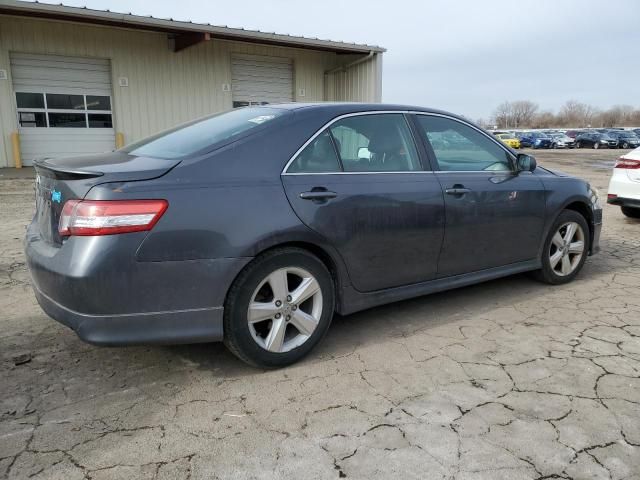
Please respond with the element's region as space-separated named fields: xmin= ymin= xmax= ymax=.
xmin=0 ymin=0 xmax=384 ymax=167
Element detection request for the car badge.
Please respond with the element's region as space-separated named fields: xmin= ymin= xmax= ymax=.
xmin=51 ymin=189 xmax=62 ymax=203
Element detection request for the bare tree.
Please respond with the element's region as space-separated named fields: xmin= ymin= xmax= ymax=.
xmin=597 ymin=106 xmax=627 ymax=127
xmin=492 ymin=101 xmax=512 ymax=129
xmin=510 ymin=101 xmax=539 ymax=128
xmin=558 ymin=100 xmax=596 ymax=127
xmin=532 ymin=111 xmax=555 ymax=129
xmin=489 ymin=100 xmax=640 ymax=129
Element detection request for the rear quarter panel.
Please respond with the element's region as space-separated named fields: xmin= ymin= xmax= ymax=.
xmin=84 ymin=108 xmax=353 ymax=299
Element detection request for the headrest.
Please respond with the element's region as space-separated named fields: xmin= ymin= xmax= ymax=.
xmin=367 ymin=134 xmax=398 ymax=154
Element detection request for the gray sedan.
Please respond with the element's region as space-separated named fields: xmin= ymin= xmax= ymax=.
xmin=25 ymin=103 xmax=602 ymax=367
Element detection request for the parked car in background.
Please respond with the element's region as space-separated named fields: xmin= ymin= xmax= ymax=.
xmin=607 ymin=146 xmax=640 ymax=218
xmin=24 ymin=103 xmax=603 ymax=367
xmin=548 ymin=132 xmax=575 ymax=149
xmin=575 ymin=132 xmax=618 ymax=149
xmin=494 ymin=132 xmax=521 ymax=149
xmin=565 ymin=130 xmax=585 ymax=139
xmin=633 ymin=128 xmax=640 ymax=138
xmin=607 ymin=130 xmax=640 ymax=149
xmin=517 ymin=131 xmax=553 ymax=149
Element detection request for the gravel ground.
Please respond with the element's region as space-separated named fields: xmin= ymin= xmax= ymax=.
xmin=1 ymin=148 xmax=639 ymax=480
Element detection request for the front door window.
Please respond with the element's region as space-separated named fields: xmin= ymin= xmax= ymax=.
xmin=415 ymin=115 xmax=512 ymax=172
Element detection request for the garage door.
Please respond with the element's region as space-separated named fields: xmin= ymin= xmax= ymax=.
xmin=231 ymin=54 xmax=293 ymax=108
xmin=11 ymin=53 xmax=115 ymax=166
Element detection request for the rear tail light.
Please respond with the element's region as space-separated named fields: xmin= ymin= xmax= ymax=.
xmin=607 ymin=194 xmax=617 ymax=200
xmin=614 ymin=158 xmax=640 ymax=169
xmin=59 ymin=199 xmax=168 ymax=236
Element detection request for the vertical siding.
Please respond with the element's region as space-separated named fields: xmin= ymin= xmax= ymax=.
xmin=0 ymin=15 xmax=356 ymax=167
xmin=326 ymin=53 xmax=382 ymax=103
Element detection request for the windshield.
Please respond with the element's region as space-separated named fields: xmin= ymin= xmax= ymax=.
xmin=123 ymin=107 xmax=287 ymax=159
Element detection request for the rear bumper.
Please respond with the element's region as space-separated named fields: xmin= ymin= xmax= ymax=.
xmin=607 ymin=196 xmax=640 ymax=209
xmin=25 ymin=221 xmax=251 ymax=345
xmin=32 ymin=282 xmax=224 ymax=345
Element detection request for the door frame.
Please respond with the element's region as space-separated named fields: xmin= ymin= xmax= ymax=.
xmin=281 ymin=110 xmax=435 ymax=175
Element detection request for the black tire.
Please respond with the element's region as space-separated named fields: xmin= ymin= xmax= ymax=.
xmin=622 ymin=142 xmax=629 ymax=149
xmin=532 ymin=210 xmax=590 ymax=285
xmin=593 ymin=142 xmax=599 ymax=149
xmin=576 ymin=141 xmax=581 ymax=148
xmin=621 ymin=206 xmax=640 ymax=219
xmin=223 ymin=247 xmax=335 ymax=368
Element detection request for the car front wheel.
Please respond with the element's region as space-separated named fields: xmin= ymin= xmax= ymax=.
xmin=533 ymin=210 xmax=590 ymax=285
xmin=224 ymin=247 xmax=335 ymax=368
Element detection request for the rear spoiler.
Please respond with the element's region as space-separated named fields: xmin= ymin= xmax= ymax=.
xmin=33 ymin=158 xmax=104 ymax=180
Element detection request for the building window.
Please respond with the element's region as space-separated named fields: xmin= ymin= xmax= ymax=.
xmin=15 ymin=92 xmax=113 ymax=128
xmin=233 ymin=101 xmax=269 ymax=108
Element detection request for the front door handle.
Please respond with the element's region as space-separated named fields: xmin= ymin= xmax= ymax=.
xmin=299 ymin=190 xmax=337 ymax=201
xmin=445 ymin=186 xmax=471 ymax=195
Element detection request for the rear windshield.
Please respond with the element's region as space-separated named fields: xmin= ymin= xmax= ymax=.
xmin=123 ymin=107 xmax=287 ymax=159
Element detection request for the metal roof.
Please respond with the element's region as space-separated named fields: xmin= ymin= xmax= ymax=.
xmin=0 ymin=0 xmax=386 ymax=54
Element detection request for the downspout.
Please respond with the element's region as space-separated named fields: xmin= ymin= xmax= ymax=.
xmin=324 ymin=51 xmax=375 ymax=101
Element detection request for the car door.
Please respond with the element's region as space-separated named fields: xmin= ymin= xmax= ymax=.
xmin=412 ymin=113 xmax=546 ymax=278
xmin=281 ymin=112 xmax=445 ymax=292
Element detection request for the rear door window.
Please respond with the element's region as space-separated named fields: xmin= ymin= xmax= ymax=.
xmin=329 ymin=114 xmax=421 ymax=172
xmin=287 ymin=131 xmax=342 ymax=173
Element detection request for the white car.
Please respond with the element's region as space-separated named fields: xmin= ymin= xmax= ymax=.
xmin=607 ymin=146 xmax=640 ymax=218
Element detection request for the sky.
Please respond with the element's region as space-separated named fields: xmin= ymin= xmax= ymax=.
xmin=35 ymin=0 xmax=640 ymax=120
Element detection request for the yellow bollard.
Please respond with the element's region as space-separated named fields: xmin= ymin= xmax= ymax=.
xmin=115 ymin=132 xmax=125 ymax=149
xmin=11 ymin=131 xmax=22 ymax=169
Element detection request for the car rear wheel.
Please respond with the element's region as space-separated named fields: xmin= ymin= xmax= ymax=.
xmin=593 ymin=142 xmax=599 ymax=149
xmin=621 ymin=206 xmax=640 ymax=219
xmin=223 ymin=247 xmax=335 ymax=368
xmin=576 ymin=141 xmax=581 ymax=148
xmin=533 ymin=210 xmax=590 ymax=285
xmin=622 ymin=142 xmax=629 ymax=149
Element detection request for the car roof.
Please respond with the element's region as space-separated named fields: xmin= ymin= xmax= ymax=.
xmin=267 ymin=102 xmax=466 ymax=118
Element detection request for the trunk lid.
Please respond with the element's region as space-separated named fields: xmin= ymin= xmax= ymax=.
xmin=33 ymin=152 xmax=179 ymax=245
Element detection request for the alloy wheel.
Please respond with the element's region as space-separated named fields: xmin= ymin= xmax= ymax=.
xmin=549 ymin=222 xmax=585 ymax=276
xmin=247 ymin=267 xmax=323 ymax=353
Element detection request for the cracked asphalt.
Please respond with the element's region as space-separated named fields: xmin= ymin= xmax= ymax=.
xmin=1 ymin=149 xmax=639 ymax=480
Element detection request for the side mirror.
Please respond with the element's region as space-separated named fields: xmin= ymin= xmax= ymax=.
xmin=357 ymin=147 xmax=371 ymax=160
xmin=516 ymin=153 xmax=537 ymax=172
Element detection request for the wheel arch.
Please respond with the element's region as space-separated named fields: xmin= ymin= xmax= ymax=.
xmin=224 ymin=240 xmax=349 ymax=315
xmin=559 ymin=200 xmax=595 ymax=253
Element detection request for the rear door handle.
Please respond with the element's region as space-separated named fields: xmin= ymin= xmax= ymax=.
xmin=299 ymin=190 xmax=337 ymax=201
xmin=445 ymin=187 xmax=471 ymax=195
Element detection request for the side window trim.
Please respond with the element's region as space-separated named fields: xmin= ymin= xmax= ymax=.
xmin=327 ymin=129 xmax=345 ymax=172
xmin=282 ymin=110 xmax=428 ymax=175
xmin=410 ymin=112 xmax=517 ymax=173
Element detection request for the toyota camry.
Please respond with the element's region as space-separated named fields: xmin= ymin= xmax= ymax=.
xmin=26 ymin=103 xmax=602 ymax=367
